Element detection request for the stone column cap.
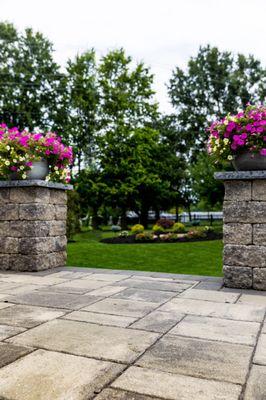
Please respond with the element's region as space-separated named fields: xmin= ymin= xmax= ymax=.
xmin=0 ymin=180 xmax=73 ymax=190
xmin=215 ymin=171 xmax=266 ymax=180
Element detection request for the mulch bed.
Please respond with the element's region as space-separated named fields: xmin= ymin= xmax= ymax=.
xmin=101 ymin=232 xmax=222 ymax=244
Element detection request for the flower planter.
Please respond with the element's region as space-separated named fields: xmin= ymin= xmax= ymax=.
xmin=26 ymin=159 xmax=49 ymax=180
xmin=233 ymin=152 xmax=266 ymax=171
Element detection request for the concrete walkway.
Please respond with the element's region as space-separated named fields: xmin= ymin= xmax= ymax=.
xmin=0 ymin=267 xmax=265 ymax=400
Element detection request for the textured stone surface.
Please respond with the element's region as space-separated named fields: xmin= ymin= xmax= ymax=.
xmin=223 ymin=266 xmax=253 ymax=289
xmin=112 ymin=288 xmax=176 ymax=304
xmin=19 ymin=204 xmax=55 ymax=221
xmin=63 ymin=310 xmax=137 ymax=327
xmin=223 ymin=223 xmax=252 ymax=245
xmin=0 ymin=324 xmax=25 ymax=340
xmin=0 ymin=237 xmax=19 ymax=253
xmin=49 ymin=220 xmax=66 ymax=236
xmin=9 ymin=221 xmax=50 ymax=237
xmin=112 ymin=366 xmax=242 ymax=400
xmin=169 ymin=315 xmax=260 ymax=345
xmin=49 ymin=189 xmax=67 ymax=204
xmin=0 ymin=180 xmax=72 ymax=190
xmin=0 ymin=342 xmax=33 ymax=368
xmin=0 ymin=304 xmax=66 ymax=328
xmin=253 ymin=224 xmax=266 ymax=245
xmin=160 ymin=298 xmax=265 ymax=322
xmin=8 ymin=319 xmax=159 ymax=363
xmin=83 ymin=298 xmax=157 ymax=317
xmin=223 ymin=201 xmax=249 ymax=223
xmin=130 ymin=310 xmax=183 ymax=333
xmin=0 ymin=349 xmax=123 ymax=400
xmin=253 ymin=334 xmax=266 ymax=365
xmin=224 ymin=245 xmax=266 ymax=268
xmin=54 ymin=204 xmax=67 ymax=220
xmin=0 ymin=221 xmax=9 ymax=236
xmin=10 ymin=187 xmax=50 ymax=203
xmin=244 ymin=365 xmax=266 ymax=400
xmin=0 ymin=204 xmax=18 ymax=220
xmin=95 ymin=388 xmax=160 ymax=400
xmin=215 ymin=171 xmax=266 ymax=180
xmin=178 ymin=288 xmax=239 ymax=303
xmin=137 ymin=335 xmax=253 ymax=384
xmin=224 ymin=180 xmax=251 ymax=201
xmin=113 ymin=278 xmax=191 ymax=292
xmin=253 ymin=268 xmax=266 ymax=290
xmin=252 ymin=180 xmax=266 ymax=200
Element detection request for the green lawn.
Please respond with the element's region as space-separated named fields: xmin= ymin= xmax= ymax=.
xmin=67 ymin=230 xmax=223 ymax=276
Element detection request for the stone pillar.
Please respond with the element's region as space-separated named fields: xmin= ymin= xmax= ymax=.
xmin=215 ymin=171 xmax=266 ymax=290
xmin=0 ymin=180 xmax=72 ymax=272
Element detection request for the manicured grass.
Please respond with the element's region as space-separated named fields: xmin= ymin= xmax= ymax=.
xmin=67 ymin=230 xmax=223 ymax=276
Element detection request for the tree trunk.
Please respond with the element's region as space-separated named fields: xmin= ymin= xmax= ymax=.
xmin=175 ymin=204 xmax=179 ymax=222
xmin=120 ymin=208 xmax=128 ymax=230
xmin=91 ymin=206 xmax=99 ymax=230
xmin=140 ymin=206 xmax=149 ymax=229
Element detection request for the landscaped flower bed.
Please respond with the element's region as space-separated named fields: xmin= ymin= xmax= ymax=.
xmin=0 ymin=124 xmax=73 ymax=183
xmin=101 ymin=228 xmax=222 ymax=244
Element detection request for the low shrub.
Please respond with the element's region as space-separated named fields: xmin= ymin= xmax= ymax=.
xmin=135 ymin=232 xmax=154 ymax=241
xmin=152 ymin=224 xmax=165 ymax=234
xmin=187 ymin=229 xmax=207 ymax=239
xmin=204 ymin=226 xmax=215 ymax=233
xmin=191 ymin=220 xmax=200 ymax=226
xmin=131 ymin=224 xmax=144 ymax=234
xmin=156 ymin=218 xmax=174 ymax=229
xmin=119 ymin=230 xmax=129 ymax=237
xmin=172 ymin=222 xmax=186 ymax=233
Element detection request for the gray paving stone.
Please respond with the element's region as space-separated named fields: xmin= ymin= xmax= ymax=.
xmin=137 ymin=335 xmax=252 ymax=384
xmin=95 ymin=388 xmax=161 ymax=399
xmin=159 ymin=298 xmax=265 ymax=322
xmin=62 ymin=310 xmax=137 ymax=328
xmin=0 ymin=349 xmax=124 ymax=400
xmin=254 ymin=334 xmax=266 ymax=365
xmin=0 ymin=302 xmax=15 ymax=310
xmin=8 ymin=319 xmax=159 ymax=363
xmin=85 ymin=286 xmax=127 ymax=297
xmin=112 ymin=288 xmax=176 ymax=304
xmin=238 ymin=294 xmax=266 ymax=306
xmin=9 ymin=291 xmax=103 ymax=310
xmin=113 ymin=278 xmax=191 ymax=292
xmin=130 ymin=311 xmax=184 ymax=333
xmin=82 ymin=298 xmax=157 ymax=317
xmin=0 ymin=305 xmax=67 ymax=328
xmin=0 ymin=342 xmax=33 ymax=368
xmin=170 ymin=315 xmax=260 ymax=345
xmin=0 ymin=274 xmax=68 ymax=285
xmin=0 ymin=284 xmax=47 ymax=295
xmin=178 ymin=289 xmax=239 ymax=303
xmin=112 ymin=366 xmax=242 ymax=400
xmin=0 ymin=324 xmax=25 ymax=340
xmin=0 ymin=282 xmax=22 ymax=292
xmin=193 ymin=281 xmax=223 ymax=290
xmin=84 ymin=273 xmax=130 ymax=282
xmin=47 ymin=279 xmax=109 ymax=293
xmin=244 ymin=364 xmax=266 ymax=400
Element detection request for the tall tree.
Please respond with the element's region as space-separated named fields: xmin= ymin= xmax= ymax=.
xmin=0 ymin=22 xmax=66 ymax=132
xmin=168 ymin=45 xmax=266 ymax=159
xmin=66 ymin=50 xmax=99 ymax=171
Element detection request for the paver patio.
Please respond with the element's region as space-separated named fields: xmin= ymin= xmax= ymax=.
xmin=0 ymin=267 xmax=265 ymax=400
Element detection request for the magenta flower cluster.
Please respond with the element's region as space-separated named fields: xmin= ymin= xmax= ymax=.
xmin=0 ymin=124 xmax=73 ymax=182
xmin=208 ymin=105 xmax=266 ymax=162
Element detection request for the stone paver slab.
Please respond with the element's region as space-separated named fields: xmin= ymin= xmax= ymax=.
xmin=62 ymin=310 xmax=137 ymax=328
xmin=0 ymin=324 xmax=25 ymax=340
xmin=159 ymin=298 xmax=265 ymax=322
xmin=1 ymin=284 xmax=47 ymax=295
xmin=86 ymin=285 xmax=127 ymax=297
xmin=0 ymin=349 xmax=124 ymax=400
xmin=179 ymin=289 xmax=239 ymax=303
xmin=83 ymin=273 xmax=130 ymax=282
xmin=254 ymin=334 xmax=266 ymax=365
xmin=131 ymin=275 xmax=197 ymax=284
xmin=95 ymin=388 xmax=162 ymax=399
xmin=112 ymin=288 xmax=176 ymax=304
xmin=0 ymin=302 xmax=15 ymax=310
xmin=244 ymin=364 xmax=266 ymax=399
xmin=170 ymin=315 xmax=260 ymax=345
xmin=47 ymin=279 xmax=109 ymax=293
xmin=238 ymin=294 xmax=266 ymax=306
xmin=0 ymin=304 xmax=67 ymax=328
xmin=0 ymin=282 xmax=22 ymax=292
xmin=82 ymin=298 xmax=157 ymax=317
xmin=112 ymin=366 xmax=242 ymax=400
xmin=8 ymin=319 xmax=159 ymax=363
xmin=113 ymin=278 xmax=191 ymax=292
xmin=0 ymin=342 xmax=33 ymax=368
xmin=130 ymin=311 xmax=184 ymax=333
xmin=0 ymin=275 xmax=68 ymax=285
xmin=10 ymin=291 xmax=102 ymax=310
xmin=137 ymin=335 xmax=252 ymax=384
xmin=193 ymin=281 xmax=223 ymax=290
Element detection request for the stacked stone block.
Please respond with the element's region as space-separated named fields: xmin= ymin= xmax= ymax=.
xmin=216 ymin=172 xmax=266 ymax=290
xmin=0 ymin=182 xmax=71 ymax=271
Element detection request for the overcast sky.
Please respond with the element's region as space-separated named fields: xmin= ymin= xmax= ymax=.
xmin=1 ymin=0 xmax=266 ymax=113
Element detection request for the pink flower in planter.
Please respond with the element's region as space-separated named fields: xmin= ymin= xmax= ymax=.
xmin=260 ymin=149 xmax=266 ymax=156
